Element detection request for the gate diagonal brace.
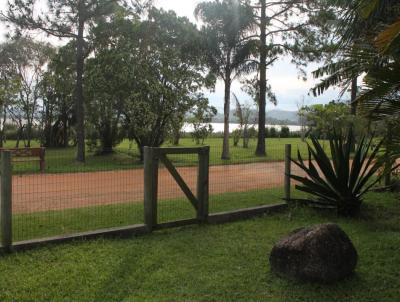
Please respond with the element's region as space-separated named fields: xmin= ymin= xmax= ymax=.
xmin=159 ymin=154 xmax=199 ymax=211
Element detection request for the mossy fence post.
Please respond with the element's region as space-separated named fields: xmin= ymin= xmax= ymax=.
xmin=1 ymin=151 xmax=12 ymax=252
xmin=197 ymin=146 xmax=209 ymax=222
xmin=284 ymin=144 xmax=292 ymax=202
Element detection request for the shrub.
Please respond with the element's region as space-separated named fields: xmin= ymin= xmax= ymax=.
xmin=269 ymin=127 xmax=277 ymax=138
xmin=280 ymin=126 xmax=290 ymax=138
xmin=290 ymin=130 xmax=388 ymax=217
xmin=264 ymin=127 xmax=269 ymax=138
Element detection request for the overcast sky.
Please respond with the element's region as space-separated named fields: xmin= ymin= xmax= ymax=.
xmin=0 ymin=0 xmax=343 ymax=112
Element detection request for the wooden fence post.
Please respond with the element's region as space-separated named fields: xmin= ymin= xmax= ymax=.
xmin=144 ymin=147 xmax=159 ymax=231
xmin=197 ymin=146 xmax=209 ymax=222
xmin=284 ymin=144 xmax=292 ymax=202
xmin=1 ymin=151 xmax=12 ymax=252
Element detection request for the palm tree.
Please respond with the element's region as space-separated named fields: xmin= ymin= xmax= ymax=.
xmin=313 ymin=0 xmax=400 ymax=185
xmin=312 ymin=0 xmax=400 ymax=105
xmin=195 ymin=0 xmax=255 ymax=160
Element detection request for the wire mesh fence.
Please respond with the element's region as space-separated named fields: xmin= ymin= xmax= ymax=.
xmin=10 ymin=146 xmax=145 ymax=242
xmin=0 ymin=137 xmax=297 ymax=244
xmin=157 ymin=153 xmax=198 ymax=224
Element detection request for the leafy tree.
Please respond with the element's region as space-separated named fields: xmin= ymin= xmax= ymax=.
xmin=84 ymin=8 xmax=139 ymax=154
xmin=233 ymin=93 xmax=255 ymax=148
xmin=0 ymin=40 xmax=21 ymax=147
xmin=121 ymin=9 xmax=214 ymax=161
xmin=169 ymin=113 xmax=186 ymax=146
xmin=301 ymin=101 xmax=356 ymax=140
xmin=85 ymin=52 xmax=126 ymax=154
xmin=280 ymin=126 xmax=290 ymax=138
xmin=195 ymin=0 xmax=255 ymax=160
xmin=232 ymin=129 xmax=241 ymax=147
xmin=243 ymin=0 xmax=336 ymax=156
xmin=189 ymin=99 xmax=217 ymax=145
xmin=0 ymin=38 xmax=53 ymax=147
xmin=269 ymin=127 xmax=277 ymax=138
xmin=1 ymin=0 xmax=148 ymax=161
xmin=40 ymin=43 xmax=76 ymax=148
xmin=312 ymin=0 xmax=400 ymax=112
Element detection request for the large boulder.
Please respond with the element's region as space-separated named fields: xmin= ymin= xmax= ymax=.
xmin=269 ymin=223 xmax=358 ymax=283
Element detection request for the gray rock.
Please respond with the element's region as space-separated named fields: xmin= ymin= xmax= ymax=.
xmin=269 ymin=223 xmax=358 ymax=283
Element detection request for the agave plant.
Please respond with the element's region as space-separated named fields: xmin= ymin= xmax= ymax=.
xmin=290 ymin=130 xmax=387 ymax=217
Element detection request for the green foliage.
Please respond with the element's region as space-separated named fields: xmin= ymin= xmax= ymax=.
xmin=268 ymin=127 xmax=277 ymax=138
xmin=85 ymin=16 xmax=133 ymax=154
xmin=312 ymin=0 xmax=400 ymax=123
xmin=122 ymin=8 xmax=213 ymax=160
xmin=196 ymin=0 xmax=256 ymax=159
xmin=264 ymin=127 xmax=269 ymax=138
xmin=291 ymin=130 xmax=386 ymax=217
xmin=280 ymin=126 xmax=290 ymax=138
xmin=2 ymin=0 xmax=130 ymax=161
xmin=189 ymin=98 xmax=217 ymax=145
xmin=39 ymin=42 xmax=75 ymax=148
xmin=233 ymin=93 xmax=256 ymax=148
xmin=232 ymin=129 xmax=242 ymax=147
xmin=0 ymin=38 xmax=53 ymax=147
xmin=300 ymin=101 xmax=362 ymax=139
xmin=195 ymin=0 xmax=256 ymax=79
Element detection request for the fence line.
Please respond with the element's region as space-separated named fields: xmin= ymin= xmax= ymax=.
xmin=1 ymin=151 xmax=12 ymax=252
xmin=284 ymin=144 xmax=292 ymax=201
xmin=0 ymin=144 xmax=292 ymax=253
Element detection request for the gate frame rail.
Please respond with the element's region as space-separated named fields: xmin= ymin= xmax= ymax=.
xmin=144 ymin=146 xmax=210 ymax=231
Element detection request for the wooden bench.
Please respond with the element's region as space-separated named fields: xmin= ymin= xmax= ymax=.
xmin=0 ymin=148 xmax=46 ymax=172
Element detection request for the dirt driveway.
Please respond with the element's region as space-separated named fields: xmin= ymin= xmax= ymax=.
xmin=12 ymin=161 xmax=298 ymax=214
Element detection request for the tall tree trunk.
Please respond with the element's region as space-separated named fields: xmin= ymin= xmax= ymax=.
xmin=26 ymin=123 xmax=32 ymax=148
xmin=101 ymin=122 xmax=114 ymax=154
xmin=222 ymin=75 xmax=231 ymax=160
xmin=75 ymin=9 xmax=86 ymax=162
xmin=243 ymin=126 xmax=249 ymax=148
xmin=62 ymin=103 xmax=69 ymax=148
xmin=43 ymin=101 xmax=52 ymax=147
xmin=0 ymin=131 xmax=3 ymax=148
xmin=0 ymin=106 xmax=6 ymax=148
xmin=256 ymin=0 xmax=267 ymax=157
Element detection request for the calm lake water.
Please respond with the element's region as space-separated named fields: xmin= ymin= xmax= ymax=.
xmin=182 ymin=123 xmax=301 ymax=133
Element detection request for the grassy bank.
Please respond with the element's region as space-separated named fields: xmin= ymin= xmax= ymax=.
xmin=0 ymin=191 xmax=399 ymax=301
xmin=6 ymin=137 xmax=319 ymax=174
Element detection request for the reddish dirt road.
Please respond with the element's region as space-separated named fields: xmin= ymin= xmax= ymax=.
xmin=13 ymin=161 xmax=299 ymax=214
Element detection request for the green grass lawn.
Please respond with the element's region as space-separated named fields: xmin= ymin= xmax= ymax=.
xmin=6 ymin=137 xmax=320 ymax=174
xmin=0 ymin=191 xmax=399 ymax=301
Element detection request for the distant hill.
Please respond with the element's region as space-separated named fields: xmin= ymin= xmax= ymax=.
xmin=267 ymin=110 xmax=299 ymax=124
xmin=212 ymin=109 xmax=299 ymax=125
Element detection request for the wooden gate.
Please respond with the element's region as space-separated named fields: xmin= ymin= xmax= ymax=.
xmin=143 ymin=146 xmax=210 ymax=231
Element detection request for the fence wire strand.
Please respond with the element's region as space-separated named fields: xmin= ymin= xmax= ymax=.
xmin=4 ymin=138 xmax=292 ymax=242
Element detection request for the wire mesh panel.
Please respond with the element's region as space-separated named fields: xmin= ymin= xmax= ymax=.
xmin=5 ymin=135 xmax=300 ymax=243
xmin=11 ymin=146 xmax=145 ymax=242
xmin=208 ymin=144 xmax=286 ymax=214
xmin=157 ymin=153 xmax=198 ymax=223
